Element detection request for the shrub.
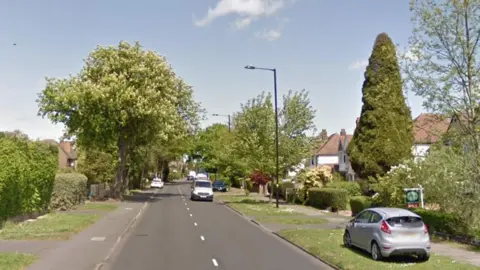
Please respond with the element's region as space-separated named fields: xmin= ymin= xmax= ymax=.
xmin=0 ymin=135 xmax=58 ymax=222
xmin=308 ymin=188 xmax=349 ymax=212
xmin=168 ymin=171 xmax=182 ymax=181
xmin=280 ymin=182 xmax=295 ymax=199
xmin=350 ymin=196 xmax=372 ymax=215
xmin=410 ymin=208 xmax=468 ymax=237
xmin=326 ymin=181 xmax=361 ymax=196
xmin=50 ymin=173 xmax=88 ymax=211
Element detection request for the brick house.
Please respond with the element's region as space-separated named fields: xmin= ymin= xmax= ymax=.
xmin=42 ymin=139 xmax=77 ymax=169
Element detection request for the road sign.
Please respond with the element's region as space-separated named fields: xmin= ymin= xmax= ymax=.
xmin=403 ymin=186 xmax=424 ymax=208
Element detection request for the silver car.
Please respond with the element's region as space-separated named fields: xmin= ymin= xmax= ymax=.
xmin=343 ymin=207 xmax=430 ymax=261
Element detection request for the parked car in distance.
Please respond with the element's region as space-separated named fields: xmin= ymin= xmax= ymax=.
xmin=187 ymin=171 xmax=196 ymax=181
xmin=212 ymin=181 xmax=229 ymax=192
xmin=151 ymin=178 xmax=164 ymax=189
xmin=190 ymin=179 xmax=214 ymax=201
xmin=343 ymin=207 xmax=430 ymax=262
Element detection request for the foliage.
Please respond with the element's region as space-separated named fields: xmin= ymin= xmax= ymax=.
xmin=308 ymin=188 xmax=349 ymax=211
xmin=326 ymin=181 xmax=361 ymax=197
xmin=278 ymin=89 xmax=316 ymax=175
xmin=410 ymin=208 xmax=469 ymax=237
xmin=350 ymin=196 xmax=373 ymax=216
xmin=249 ymin=170 xmax=272 ymax=186
xmin=404 ymin=0 xmax=480 ymax=151
xmin=0 ymin=134 xmax=57 ymax=222
xmin=37 ymin=41 xmax=201 ymax=197
xmin=50 ymin=173 xmax=88 ymax=211
xmin=244 ymin=179 xmax=253 ymax=195
xmin=302 ymin=165 xmax=333 ymax=189
xmin=374 ymin=145 xmax=480 ymax=236
xmin=77 ymin=148 xmax=116 ymax=186
xmin=193 ymin=124 xmax=234 ymax=173
xmin=348 ymin=32 xmax=413 ymax=179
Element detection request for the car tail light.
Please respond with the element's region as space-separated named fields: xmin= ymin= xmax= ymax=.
xmin=380 ymin=220 xmax=391 ymax=234
xmin=424 ymin=224 xmax=429 ymax=234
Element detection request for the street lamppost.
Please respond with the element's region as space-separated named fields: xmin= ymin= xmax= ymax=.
xmin=212 ymin=114 xmax=231 ymax=132
xmin=244 ymin=65 xmax=280 ymax=208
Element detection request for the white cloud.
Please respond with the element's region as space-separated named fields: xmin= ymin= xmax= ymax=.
xmin=255 ymin=29 xmax=282 ymax=41
xmin=348 ymin=60 xmax=368 ymax=70
xmin=194 ymin=0 xmax=288 ymax=28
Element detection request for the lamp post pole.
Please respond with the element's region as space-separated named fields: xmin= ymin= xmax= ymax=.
xmin=244 ymin=65 xmax=280 ymax=208
xmin=212 ymin=114 xmax=231 ymax=132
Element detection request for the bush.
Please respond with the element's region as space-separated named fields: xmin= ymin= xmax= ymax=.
xmin=350 ymin=196 xmax=372 ymax=215
xmin=50 ymin=173 xmax=88 ymax=211
xmin=308 ymin=188 xmax=349 ymax=212
xmin=0 ymin=135 xmax=58 ymax=222
xmin=168 ymin=171 xmax=182 ymax=181
xmin=280 ymin=182 xmax=295 ymax=199
xmin=410 ymin=208 xmax=469 ymax=237
xmin=326 ymin=181 xmax=361 ymax=197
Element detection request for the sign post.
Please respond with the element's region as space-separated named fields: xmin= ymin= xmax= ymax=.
xmin=403 ymin=186 xmax=424 ymax=209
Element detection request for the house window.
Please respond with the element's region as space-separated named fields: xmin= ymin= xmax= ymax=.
xmin=343 ymin=155 xmax=346 ymax=163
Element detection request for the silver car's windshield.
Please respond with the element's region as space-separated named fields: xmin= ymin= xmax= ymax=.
xmin=195 ymin=181 xmax=211 ymax=188
xmin=386 ymin=216 xmax=423 ymax=228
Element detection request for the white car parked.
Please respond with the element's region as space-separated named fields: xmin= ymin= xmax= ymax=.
xmin=151 ymin=178 xmax=164 ymax=189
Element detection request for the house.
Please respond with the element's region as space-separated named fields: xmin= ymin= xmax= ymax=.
xmin=412 ymin=113 xmax=450 ymax=161
xmin=42 ymin=139 xmax=78 ymax=169
xmin=310 ymin=128 xmax=356 ymax=181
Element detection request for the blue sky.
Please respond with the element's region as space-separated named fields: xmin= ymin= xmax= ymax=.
xmin=1 ymin=0 xmax=424 ymax=140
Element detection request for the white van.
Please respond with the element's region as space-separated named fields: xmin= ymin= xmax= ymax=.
xmin=190 ymin=179 xmax=213 ymax=201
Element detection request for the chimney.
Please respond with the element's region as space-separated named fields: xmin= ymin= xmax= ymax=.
xmin=320 ymin=129 xmax=328 ymax=141
xmin=59 ymin=141 xmax=71 ymax=154
xmin=356 ymin=117 xmax=360 ymax=125
xmin=340 ymin=129 xmax=346 ymax=136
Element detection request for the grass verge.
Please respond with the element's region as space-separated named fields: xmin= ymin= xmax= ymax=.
xmin=80 ymin=202 xmax=119 ymax=211
xmin=431 ymin=235 xmax=480 ymax=253
xmin=279 ymin=229 xmax=478 ymax=270
xmin=0 ymin=253 xmax=37 ymax=270
xmin=0 ymin=213 xmax=100 ymax=240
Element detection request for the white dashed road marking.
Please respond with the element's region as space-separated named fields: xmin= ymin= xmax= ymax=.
xmin=200 ymin=236 xmax=205 ymax=241
xmin=187 ymin=207 xmax=189 ymax=210
xmin=91 ymin=237 xmax=106 ymax=242
xmin=190 ymin=213 xmax=193 ymax=217
xmin=185 ymin=203 xmax=187 ymax=205
xmin=212 ymin=259 xmax=218 ymax=267
xmin=194 ymin=222 xmax=197 ymax=226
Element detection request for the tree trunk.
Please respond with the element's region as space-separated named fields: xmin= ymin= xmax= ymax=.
xmin=113 ymin=137 xmax=127 ymax=199
xmin=162 ymin=159 xmax=170 ymax=182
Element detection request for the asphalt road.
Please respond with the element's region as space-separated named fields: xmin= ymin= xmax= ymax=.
xmin=105 ymin=182 xmax=332 ymax=270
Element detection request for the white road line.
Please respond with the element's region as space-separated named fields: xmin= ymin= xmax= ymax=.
xmin=212 ymin=259 xmax=218 ymax=267
xmin=194 ymin=222 xmax=197 ymax=226
xmin=200 ymin=236 xmax=205 ymax=241
xmin=185 ymin=203 xmax=187 ymax=205
xmin=189 ymin=213 xmax=193 ymax=217
xmin=187 ymin=207 xmax=189 ymax=210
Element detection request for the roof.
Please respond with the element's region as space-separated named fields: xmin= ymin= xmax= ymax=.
xmin=369 ymin=207 xmax=420 ymax=218
xmin=413 ymin=113 xmax=450 ymax=144
xmin=316 ymin=133 xmax=353 ymax=155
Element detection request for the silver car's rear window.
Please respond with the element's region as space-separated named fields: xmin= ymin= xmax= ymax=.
xmin=386 ymin=216 xmax=423 ymax=228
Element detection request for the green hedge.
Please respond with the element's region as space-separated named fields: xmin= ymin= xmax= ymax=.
xmin=50 ymin=173 xmax=88 ymax=211
xmin=350 ymin=196 xmax=372 ymax=215
xmin=0 ymin=135 xmax=58 ymax=222
xmin=308 ymin=188 xmax=349 ymax=211
xmin=326 ymin=181 xmax=361 ymax=196
xmin=410 ymin=208 xmax=470 ymax=237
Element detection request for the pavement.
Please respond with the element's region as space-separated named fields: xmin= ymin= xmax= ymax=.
xmin=24 ymin=191 xmax=156 ymax=270
xmin=102 ymin=182 xmax=333 ymax=270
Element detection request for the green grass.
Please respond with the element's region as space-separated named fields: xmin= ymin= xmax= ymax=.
xmin=279 ymin=229 xmax=478 ymax=270
xmin=215 ymin=195 xmax=252 ymax=203
xmin=79 ymin=202 xmax=119 ymax=211
xmin=0 ymin=253 xmax=37 ymax=270
xmin=0 ymin=213 xmax=100 ymax=240
xmin=255 ymin=215 xmax=327 ymax=225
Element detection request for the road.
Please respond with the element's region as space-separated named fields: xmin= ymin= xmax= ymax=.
xmin=105 ymin=182 xmax=332 ymax=270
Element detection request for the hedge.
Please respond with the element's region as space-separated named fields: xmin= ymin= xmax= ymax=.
xmin=410 ymin=208 xmax=470 ymax=237
xmin=326 ymin=181 xmax=361 ymax=196
xmin=308 ymin=188 xmax=349 ymax=211
xmin=350 ymin=196 xmax=372 ymax=215
xmin=0 ymin=135 xmax=58 ymax=222
xmin=50 ymin=173 xmax=88 ymax=211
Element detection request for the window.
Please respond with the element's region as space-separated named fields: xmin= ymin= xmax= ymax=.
xmin=369 ymin=212 xmax=382 ymax=223
xmin=195 ymin=181 xmax=212 ymax=188
xmin=355 ymin=211 xmax=372 ymax=223
xmin=386 ymin=216 xmax=423 ymax=228
xmin=343 ymin=155 xmax=346 ymax=163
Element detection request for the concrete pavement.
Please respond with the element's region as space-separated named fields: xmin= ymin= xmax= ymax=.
xmin=104 ymin=182 xmax=332 ymax=270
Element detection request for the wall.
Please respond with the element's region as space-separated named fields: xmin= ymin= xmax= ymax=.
xmin=412 ymin=144 xmax=430 ymax=161
xmin=317 ymin=155 xmax=339 ymax=165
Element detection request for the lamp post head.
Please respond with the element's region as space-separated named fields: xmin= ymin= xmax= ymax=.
xmin=244 ymin=65 xmax=256 ymax=70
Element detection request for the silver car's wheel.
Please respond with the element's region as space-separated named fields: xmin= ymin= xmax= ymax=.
xmin=371 ymin=242 xmax=383 ymax=261
xmin=343 ymin=231 xmax=352 ymax=248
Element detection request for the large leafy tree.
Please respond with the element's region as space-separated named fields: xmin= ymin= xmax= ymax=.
xmin=348 ymin=33 xmax=413 ymax=179
xmin=404 ymin=0 xmax=480 ymax=150
xmin=37 ymin=41 xmax=199 ymax=197
xmin=194 ymin=123 xmax=234 ymax=173
xmin=278 ymin=89 xmax=316 ymax=176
